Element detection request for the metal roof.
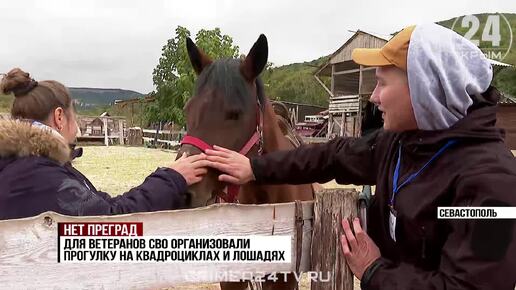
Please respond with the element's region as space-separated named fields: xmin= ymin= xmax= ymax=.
xmin=488 ymin=59 xmax=513 ymax=67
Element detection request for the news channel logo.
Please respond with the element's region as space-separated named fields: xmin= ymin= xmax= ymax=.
xmin=450 ymin=13 xmax=513 ymax=62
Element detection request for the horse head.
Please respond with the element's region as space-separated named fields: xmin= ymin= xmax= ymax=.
xmin=178 ymin=35 xmax=269 ymax=207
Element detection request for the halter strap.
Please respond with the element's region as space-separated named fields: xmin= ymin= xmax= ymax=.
xmin=180 ymin=99 xmax=264 ymax=203
xmin=180 ymin=135 xmax=213 ymax=152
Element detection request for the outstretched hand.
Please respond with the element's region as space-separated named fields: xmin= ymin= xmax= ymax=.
xmin=169 ymin=152 xmax=209 ymax=186
xmin=341 ymin=217 xmax=381 ymax=280
xmin=205 ymin=145 xmax=255 ymax=185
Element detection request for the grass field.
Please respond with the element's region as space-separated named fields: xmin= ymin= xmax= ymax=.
xmin=73 ymin=146 xmax=362 ymax=196
xmin=73 ymin=146 xmax=176 ymax=195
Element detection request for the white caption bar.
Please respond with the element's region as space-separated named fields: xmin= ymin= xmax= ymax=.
xmin=58 ymin=235 xmax=292 ymax=264
xmin=437 ymin=207 xmax=516 ymax=219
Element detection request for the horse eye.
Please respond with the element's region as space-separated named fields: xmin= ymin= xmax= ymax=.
xmin=225 ymin=110 xmax=241 ymax=120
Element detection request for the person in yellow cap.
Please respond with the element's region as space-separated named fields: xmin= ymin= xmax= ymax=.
xmin=205 ymin=23 xmax=516 ymax=289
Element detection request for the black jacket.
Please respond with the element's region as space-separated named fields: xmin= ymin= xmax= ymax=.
xmin=251 ymin=87 xmax=516 ymax=290
xmin=0 ymin=120 xmax=189 ymax=220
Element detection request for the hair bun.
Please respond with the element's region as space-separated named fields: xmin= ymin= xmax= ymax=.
xmin=0 ymin=68 xmax=38 ymax=97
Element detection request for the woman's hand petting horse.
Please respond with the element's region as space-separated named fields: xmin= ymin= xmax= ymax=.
xmin=205 ymin=145 xmax=255 ymax=185
xmin=170 ymin=153 xmax=209 ymax=186
xmin=341 ymin=217 xmax=381 ymax=280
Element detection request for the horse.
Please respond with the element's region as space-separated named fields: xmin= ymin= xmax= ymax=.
xmin=177 ymin=34 xmax=314 ymax=290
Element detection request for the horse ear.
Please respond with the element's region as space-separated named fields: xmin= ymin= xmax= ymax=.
xmin=240 ymin=34 xmax=268 ymax=81
xmin=186 ymin=37 xmax=213 ymax=75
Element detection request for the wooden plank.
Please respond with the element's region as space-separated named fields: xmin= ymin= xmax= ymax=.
xmin=331 ymin=64 xmax=335 ymax=95
xmin=311 ymin=189 xmax=358 ymax=290
xmin=329 ymin=103 xmax=359 ymax=109
xmin=142 ymin=137 xmax=180 ymax=146
xmin=142 ymin=129 xmax=180 ymax=135
xmin=103 ymin=117 xmax=108 ymax=146
xmin=340 ymin=114 xmax=345 ymax=136
xmin=327 ymin=114 xmax=333 ymax=138
xmin=330 ymin=100 xmax=359 ymax=105
xmin=330 ymin=95 xmax=360 ymax=101
xmin=118 ymin=119 xmax=125 ymax=145
xmin=314 ymin=75 xmax=334 ymax=98
xmin=0 ymin=202 xmax=314 ymax=289
xmin=329 ymin=108 xmax=359 ymax=113
xmin=301 ymin=137 xmax=329 ymax=144
xmin=357 ymin=65 xmax=364 ymax=138
xmin=333 ymin=66 xmax=375 ymax=75
xmin=77 ymin=136 xmax=122 ymax=140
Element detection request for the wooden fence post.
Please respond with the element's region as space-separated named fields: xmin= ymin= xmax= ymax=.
xmin=103 ymin=117 xmax=108 ymax=146
xmin=118 ymin=119 xmax=125 ymax=145
xmin=127 ymin=127 xmax=143 ymax=146
xmin=311 ymin=188 xmax=358 ymax=290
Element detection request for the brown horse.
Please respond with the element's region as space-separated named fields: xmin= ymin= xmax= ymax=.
xmin=177 ymin=35 xmax=314 ymax=290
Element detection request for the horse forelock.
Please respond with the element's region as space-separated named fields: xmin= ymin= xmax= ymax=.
xmin=193 ymin=58 xmax=265 ymax=112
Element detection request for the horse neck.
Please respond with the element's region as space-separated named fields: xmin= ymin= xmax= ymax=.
xmin=261 ymin=98 xmax=295 ymax=153
xmin=240 ymin=98 xmax=314 ymax=204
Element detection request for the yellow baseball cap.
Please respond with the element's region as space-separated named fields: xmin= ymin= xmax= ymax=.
xmin=352 ymin=25 xmax=416 ymax=71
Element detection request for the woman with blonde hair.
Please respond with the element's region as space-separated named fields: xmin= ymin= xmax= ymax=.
xmin=0 ymin=68 xmax=207 ymax=220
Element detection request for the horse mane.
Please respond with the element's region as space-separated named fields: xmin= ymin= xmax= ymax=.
xmin=255 ymin=77 xmax=266 ymax=111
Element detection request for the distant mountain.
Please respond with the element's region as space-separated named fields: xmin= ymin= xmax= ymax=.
xmin=261 ymin=56 xmax=330 ymax=107
xmin=70 ymin=87 xmax=144 ymax=108
xmin=1 ymin=88 xmax=145 ymax=114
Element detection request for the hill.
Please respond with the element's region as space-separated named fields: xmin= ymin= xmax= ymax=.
xmin=438 ymin=13 xmax=516 ymax=65
xmin=261 ymin=56 xmax=330 ymax=107
xmin=262 ymin=12 xmax=516 ymax=107
xmin=0 ymin=87 xmax=144 ymax=115
xmin=438 ymin=13 xmax=516 ymax=96
xmin=69 ymin=87 xmax=144 ymax=108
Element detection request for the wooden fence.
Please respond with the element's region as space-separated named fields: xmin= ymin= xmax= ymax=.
xmin=142 ymin=128 xmax=185 ymax=148
xmin=0 ymin=189 xmax=357 ymax=289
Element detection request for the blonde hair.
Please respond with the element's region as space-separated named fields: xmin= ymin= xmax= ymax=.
xmin=0 ymin=68 xmax=72 ymax=121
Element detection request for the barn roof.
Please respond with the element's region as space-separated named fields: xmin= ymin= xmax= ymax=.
xmin=489 ymin=59 xmax=513 ymax=67
xmin=500 ymin=93 xmax=516 ymax=105
xmin=315 ymin=30 xmax=388 ymax=77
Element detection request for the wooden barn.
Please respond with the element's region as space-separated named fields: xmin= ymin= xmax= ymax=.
xmin=112 ymin=96 xmax=155 ymax=127
xmin=314 ymin=30 xmax=388 ymax=138
xmin=76 ymin=115 xmax=127 ymax=145
xmin=315 ymin=30 xmax=516 ymax=147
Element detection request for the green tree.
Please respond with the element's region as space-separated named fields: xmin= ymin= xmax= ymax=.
xmin=493 ymin=69 xmax=516 ymax=97
xmin=146 ymin=26 xmax=239 ymax=125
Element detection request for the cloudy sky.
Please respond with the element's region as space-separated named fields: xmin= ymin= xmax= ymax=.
xmin=0 ymin=0 xmax=514 ymax=93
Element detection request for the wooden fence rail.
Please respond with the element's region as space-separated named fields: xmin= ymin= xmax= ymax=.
xmin=0 ymin=189 xmax=357 ymax=289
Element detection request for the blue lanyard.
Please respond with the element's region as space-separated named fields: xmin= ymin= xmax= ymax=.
xmin=390 ymin=139 xmax=458 ymax=208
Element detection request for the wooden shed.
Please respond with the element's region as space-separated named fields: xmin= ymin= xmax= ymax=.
xmin=314 ymin=30 xmax=388 ymax=138
xmin=315 ymin=30 xmax=515 ymax=145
